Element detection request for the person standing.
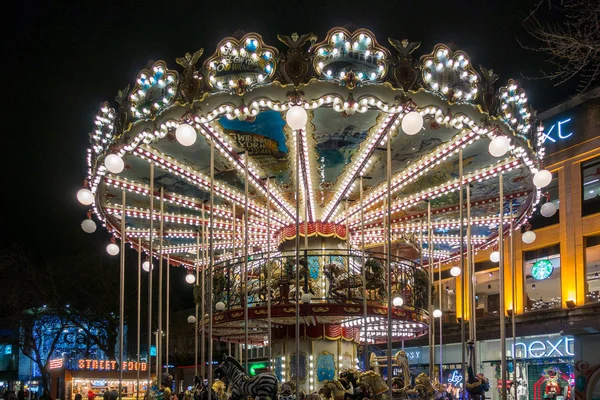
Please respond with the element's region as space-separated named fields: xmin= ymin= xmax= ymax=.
xmin=87 ymin=390 xmax=95 ymax=400
xmin=17 ymin=389 xmax=24 ymax=400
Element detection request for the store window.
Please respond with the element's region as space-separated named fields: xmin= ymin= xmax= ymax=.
xmin=582 ymin=157 xmax=600 ymax=216
xmin=440 ymin=278 xmax=456 ymax=316
xmin=528 ymin=172 xmax=560 ymax=230
xmin=474 ymin=268 xmax=500 ymax=318
xmin=523 ymin=244 xmax=561 ymax=312
xmin=585 ymin=234 xmax=600 ymax=303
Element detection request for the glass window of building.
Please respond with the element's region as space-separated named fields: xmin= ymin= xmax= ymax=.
xmin=523 ymin=244 xmax=561 ymax=312
xmin=474 ymin=269 xmax=500 ymax=317
xmin=585 ymin=234 xmax=600 ymax=303
xmin=439 ymin=278 xmax=456 ymax=316
xmin=528 ymin=171 xmax=559 ymax=230
xmin=582 ymin=157 xmax=600 ymax=216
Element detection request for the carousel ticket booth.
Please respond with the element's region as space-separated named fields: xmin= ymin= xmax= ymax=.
xmin=48 ymin=358 xmax=151 ymax=400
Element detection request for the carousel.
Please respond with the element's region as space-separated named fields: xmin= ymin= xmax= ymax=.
xmin=75 ymin=27 xmax=551 ymax=400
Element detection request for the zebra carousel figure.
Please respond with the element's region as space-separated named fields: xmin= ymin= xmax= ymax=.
xmin=214 ymin=355 xmax=279 ymax=400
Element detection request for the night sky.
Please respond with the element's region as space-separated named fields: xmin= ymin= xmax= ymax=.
xmin=3 ymin=0 xmax=575 ymax=310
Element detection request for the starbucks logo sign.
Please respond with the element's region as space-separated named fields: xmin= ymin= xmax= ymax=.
xmin=532 ymin=259 xmax=554 ymax=280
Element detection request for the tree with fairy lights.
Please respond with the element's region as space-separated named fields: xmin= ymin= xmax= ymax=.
xmin=0 ymin=245 xmax=124 ymax=392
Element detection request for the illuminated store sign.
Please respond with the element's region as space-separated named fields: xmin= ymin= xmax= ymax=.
xmin=77 ymin=359 xmax=147 ymax=371
xmin=513 ymin=337 xmax=574 ymax=358
xmin=447 ymin=370 xmax=463 ymax=385
xmin=531 ymin=260 xmax=554 ymax=280
xmin=542 ymin=118 xmax=573 ymax=144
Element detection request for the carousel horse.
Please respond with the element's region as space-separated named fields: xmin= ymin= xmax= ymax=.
xmin=279 ymin=381 xmax=296 ymax=400
xmin=358 ymin=371 xmax=387 ymax=400
xmin=395 ymin=351 xmax=412 ymax=394
xmin=215 ymin=355 xmax=278 ymax=400
xmin=413 ymin=373 xmax=437 ymax=400
xmin=318 ymin=380 xmax=348 ymax=400
xmin=149 ymin=374 xmax=174 ymax=400
xmin=339 ymin=369 xmax=369 ymax=400
xmin=323 ymin=263 xmax=363 ymax=301
xmin=465 ymin=341 xmax=490 ymax=400
xmin=324 ymin=260 xmax=386 ymax=302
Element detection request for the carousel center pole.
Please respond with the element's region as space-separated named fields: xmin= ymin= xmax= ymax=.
xmin=499 ymin=174 xmax=507 ymax=400
xmin=119 ymin=190 xmax=126 ymax=400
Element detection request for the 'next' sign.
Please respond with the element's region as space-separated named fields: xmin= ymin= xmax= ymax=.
xmin=542 ymin=117 xmax=574 ymax=144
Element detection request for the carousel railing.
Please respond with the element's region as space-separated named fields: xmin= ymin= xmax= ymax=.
xmin=208 ymin=249 xmax=429 ymax=314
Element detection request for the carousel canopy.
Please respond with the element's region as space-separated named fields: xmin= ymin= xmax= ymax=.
xmin=80 ymin=27 xmax=547 ymax=269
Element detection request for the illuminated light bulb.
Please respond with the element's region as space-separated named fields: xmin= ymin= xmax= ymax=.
xmin=216 ymin=301 xmax=226 ymax=311
xmin=187 ymin=315 xmax=196 ymax=324
xmin=401 ymin=111 xmax=423 ymax=135
xmin=540 ymin=202 xmax=557 ymax=218
xmin=450 ymin=266 xmax=462 ymax=277
xmin=77 ymin=188 xmax=94 ymax=205
xmin=185 ymin=273 xmax=196 ymax=284
xmin=490 ymin=251 xmax=500 ymax=263
xmin=286 ymin=105 xmax=308 ymax=130
xmin=522 ymin=230 xmax=536 ymax=244
xmin=392 ymin=297 xmax=403 ymax=307
xmin=176 ymin=123 xmax=197 ymax=147
xmin=533 ymin=170 xmax=552 ymax=188
xmin=81 ymin=219 xmax=97 ymax=233
xmin=488 ymin=136 xmax=510 ymax=157
xmin=142 ymin=261 xmax=153 ymax=272
xmin=105 ymin=154 xmax=124 ymax=174
xmin=433 ymin=309 xmax=442 ymax=318
xmin=106 ymin=243 xmax=120 ymax=256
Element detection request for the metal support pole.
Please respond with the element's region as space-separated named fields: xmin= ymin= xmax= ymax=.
xmin=360 ymin=177 xmax=368 ymax=370
xmin=137 ymin=238 xmax=141 ymax=400
xmin=510 ymin=202 xmax=517 ymax=400
xmin=157 ymin=187 xmax=164 ymax=383
xmin=244 ymin=154 xmax=249 ymax=372
xmin=438 ymin=258 xmax=442 ymax=383
xmin=467 ymin=183 xmax=476 ymax=374
xmin=499 ymin=174 xmax=507 ymax=400
xmin=208 ymin=140 xmax=215 ymax=400
xmin=295 ymin=129 xmax=301 ymax=400
xmin=166 ymin=254 xmax=170 ymax=375
xmin=266 ymin=178 xmax=272 ymax=371
xmin=386 ymin=133 xmax=393 ymax=400
xmin=148 ymin=163 xmax=154 ymax=387
xmin=195 ymin=231 xmax=199 ymax=378
xmin=427 ymin=200 xmax=433 ymax=376
xmin=201 ymin=207 xmax=206 ymax=378
xmin=119 ymin=190 xmax=126 ymax=400
xmin=458 ymin=149 xmax=466 ymax=386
